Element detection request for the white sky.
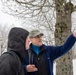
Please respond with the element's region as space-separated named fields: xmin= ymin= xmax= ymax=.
xmin=0 ymin=1 xmax=22 ymax=27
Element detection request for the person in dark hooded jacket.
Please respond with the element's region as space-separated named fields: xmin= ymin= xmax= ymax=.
xmin=0 ymin=27 xmax=30 ymax=75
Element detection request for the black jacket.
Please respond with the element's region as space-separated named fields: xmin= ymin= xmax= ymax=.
xmin=0 ymin=27 xmax=29 ymax=75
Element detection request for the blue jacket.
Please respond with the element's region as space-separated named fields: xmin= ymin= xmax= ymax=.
xmin=24 ymin=34 xmax=76 ymax=75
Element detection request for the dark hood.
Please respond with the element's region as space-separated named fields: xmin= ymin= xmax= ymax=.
xmin=7 ymin=27 xmax=29 ymax=63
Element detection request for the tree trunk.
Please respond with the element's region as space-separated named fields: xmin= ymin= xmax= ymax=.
xmin=55 ymin=0 xmax=74 ymax=75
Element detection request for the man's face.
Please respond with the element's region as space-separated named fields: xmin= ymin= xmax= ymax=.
xmin=30 ymin=35 xmax=43 ymax=46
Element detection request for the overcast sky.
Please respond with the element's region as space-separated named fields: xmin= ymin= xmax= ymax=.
xmin=0 ymin=1 xmax=22 ymax=27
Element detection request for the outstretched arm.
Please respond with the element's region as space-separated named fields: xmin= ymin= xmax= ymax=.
xmin=49 ymin=31 xmax=76 ymax=60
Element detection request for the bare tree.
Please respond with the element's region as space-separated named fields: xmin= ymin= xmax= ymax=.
xmin=1 ymin=0 xmax=55 ymax=17
xmin=1 ymin=0 xmax=56 ymax=46
xmin=0 ymin=24 xmax=13 ymax=55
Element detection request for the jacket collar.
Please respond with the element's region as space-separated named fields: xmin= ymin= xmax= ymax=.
xmin=29 ymin=43 xmax=47 ymax=51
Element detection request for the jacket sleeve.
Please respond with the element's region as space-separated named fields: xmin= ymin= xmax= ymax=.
xmin=23 ymin=65 xmax=28 ymax=74
xmin=0 ymin=54 xmax=18 ymax=75
xmin=49 ymin=34 xmax=76 ymax=60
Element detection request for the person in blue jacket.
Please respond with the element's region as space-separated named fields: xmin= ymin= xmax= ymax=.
xmin=24 ymin=29 xmax=76 ymax=75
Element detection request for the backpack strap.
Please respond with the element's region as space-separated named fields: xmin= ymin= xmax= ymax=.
xmin=3 ymin=51 xmax=22 ymax=73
